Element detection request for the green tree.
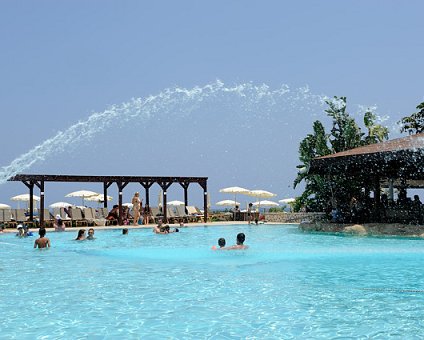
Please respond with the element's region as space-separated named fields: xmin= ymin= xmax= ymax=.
xmin=293 ymin=97 xmax=389 ymax=212
xmin=399 ymin=101 xmax=424 ymax=134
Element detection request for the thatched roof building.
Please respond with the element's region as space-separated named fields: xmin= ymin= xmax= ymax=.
xmin=309 ymin=133 xmax=424 ymax=188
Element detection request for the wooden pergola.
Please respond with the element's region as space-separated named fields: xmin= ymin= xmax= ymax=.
xmin=8 ymin=174 xmax=208 ymax=226
xmin=309 ymin=133 xmax=424 ymax=209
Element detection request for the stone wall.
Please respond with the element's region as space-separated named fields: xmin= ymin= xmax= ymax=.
xmin=264 ymin=212 xmax=327 ymax=223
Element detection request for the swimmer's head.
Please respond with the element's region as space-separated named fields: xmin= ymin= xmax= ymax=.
xmin=218 ymin=238 xmax=226 ymax=247
xmin=236 ymin=233 xmax=245 ymax=245
xmin=39 ymin=228 xmax=46 ymax=237
xmin=122 ymin=228 xmax=128 ymax=235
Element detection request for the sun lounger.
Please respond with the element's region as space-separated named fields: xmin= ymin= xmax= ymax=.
xmin=150 ymin=207 xmax=164 ymax=223
xmin=186 ymin=206 xmax=202 ymax=222
xmin=70 ymin=207 xmax=88 ymax=227
xmin=175 ymin=206 xmax=189 ymax=223
xmin=166 ymin=207 xmax=179 ymax=224
xmin=83 ymin=208 xmax=97 ymax=226
xmin=14 ymin=209 xmax=35 ymax=228
xmin=1 ymin=210 xmax=17 ymax=228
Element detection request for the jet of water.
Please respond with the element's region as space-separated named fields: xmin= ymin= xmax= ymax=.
xmin=0 ymin=80 xmax=325 ymax=185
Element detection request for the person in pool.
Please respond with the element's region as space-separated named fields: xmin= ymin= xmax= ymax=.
xmin=54 ymin=214 xmax=66 ymax=232
xmin=75 ymin=229 xmax=86 ymax=241
xmin=153 ymin=219 xmax=167 ymax=234
xmin=211 ymin=237 xmax=226 ymax=250
xmin=86 ymin=228 xmax=95 ymax=240
xmin=229 ymin=233 xmax=249 ymax=250
xmin=34 ymin=228 xmax=50 ymax=249
xmin=122 ymin=228 xmax=129 ymax=235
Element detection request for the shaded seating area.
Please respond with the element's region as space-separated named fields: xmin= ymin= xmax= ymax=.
xmin=7 ymin=174 xmax=209 ymax=227
xmin=309 ymin=133 xmax=424 ymax=225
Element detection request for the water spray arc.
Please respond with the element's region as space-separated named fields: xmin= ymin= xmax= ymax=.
xmin=0 ymin=80 xmax=325 ymax=185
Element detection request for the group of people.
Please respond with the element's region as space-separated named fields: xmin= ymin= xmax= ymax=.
xmin=153 ymin=219 xmax=180 ymax=234
xmin=131 ymin=192 xmax=154 ymax=225
xmin=211 ymin=233 xmax=248 ymax=250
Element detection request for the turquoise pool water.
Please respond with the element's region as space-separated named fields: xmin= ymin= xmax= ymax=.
xmin=1 ymin=224 xmax=424 ymax=339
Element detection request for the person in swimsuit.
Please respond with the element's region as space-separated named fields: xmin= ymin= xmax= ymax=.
xmin=86 ymin=228 xmax=95 ymax=240
xmin=54 ymin=214 xmax=66 ymax=232
xmin=75 ymin=229 xmax=86 ymax=241
xmin=34 ymin=228 xmax=50 ymax=249
xmin=211 ymin=237 xmax=226 ymax=250
xmin=132 ymin=192 xmax=141 ymax=226
xmin=228 ymin=233 xmax=249 ymax=250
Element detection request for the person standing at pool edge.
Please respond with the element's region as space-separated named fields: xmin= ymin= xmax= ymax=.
xmin=132 ymin=192 xmax=141 ymax=225
xmin=34 ymin=228 xmax=50 ymax=249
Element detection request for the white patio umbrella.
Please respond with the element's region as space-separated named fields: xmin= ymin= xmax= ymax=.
xmin=252 ymin=200 xmax=279 ymax=210
xmin=279 ymin=198 xmax=296 ymax=212
xmin=49 ymin=202 xmax=73 ymax=209
xmin=246 ymin=190 xmax=277 ymax=215
xmin=216 ymin=199 xmax=241 ymax=207
xmin=219 ymin=186 xmax=250 ymax=219
xmin=85 ymin=194 xmax=113 ymax=203
xmin=279 ymin=198 xmax=296 ymax=204
xmin=0 ymin=203 xmax=11 ymax=209
xmin=123 ymin=202 xmax=133 ymax=208
xmin=158 ymin=190 xmax=163 ymax=208
xmin=65 ymin=190 xmax=99 ymax=206
xmin=167 ymin=200 xmax=185 ymax=206
xmin=11 ymin=194 xmax=40 ymax=209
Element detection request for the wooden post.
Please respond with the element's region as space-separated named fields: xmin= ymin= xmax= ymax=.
xmin=117 ymin=181 xmax=129 ymax=225
xmin=159 ymin=181 xmax=172 ymax=222
xmin=22 ymin=181 xmax=35 ymax=223
xmin=103 ymin=182 xmax=108 ymax=209
xmin=39 ymin=181 xmax=45 ymax=227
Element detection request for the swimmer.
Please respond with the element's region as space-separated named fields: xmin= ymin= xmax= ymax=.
xmin=86 ymin=228 xmax=95 ymax=240
xmin=75 ymin=229 xmax=86 ymax=241
xmin=229 ymin=233 xmax=249 ymax=250
xmin=122 ymin=228 xmax=129 ymax=235
xmin=34 ymin=228 xmax=50 ymax=249
xmin=212 ymin=237 xmax=226 ymax=250
xmin=54 ymin=214 xmax=66 ymax=232
xmin=16 ymin=225 xmax=25 ymax=238
xmin=153 ymin=219 xmax=166 ymax=234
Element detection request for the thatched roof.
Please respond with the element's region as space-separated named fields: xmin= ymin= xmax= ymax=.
xmin=316 ymin=133 xmax=424 ymax=160
xmin=309 ymin=133 xmax=424 ymax=186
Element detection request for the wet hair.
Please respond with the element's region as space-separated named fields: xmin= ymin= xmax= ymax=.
xmin=39 ymin=228 xmax=46 ymax=237
xmin=122 ymin=228 xmax=128 ymax=235
xmin=236 ymin=233 xmax=245 ymax=244
xmin=218 ymin=238 xmax=226 ymax=247
xmin=175 ymin=228 xmax=179 ymax=232
xmin=88 ymin=228 xmax=94 ymax=234
xmin=76 ymin=229 xmax=85 ymax=240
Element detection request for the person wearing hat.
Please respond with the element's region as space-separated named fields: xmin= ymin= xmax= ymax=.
xmin=16 ymin=224 xmax=25 ymax=237
xmin=54 ymin=214 xmax=66 ymax=232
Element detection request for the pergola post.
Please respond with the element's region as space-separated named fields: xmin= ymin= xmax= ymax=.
xmin=23 ymin=181 xmax=35 ymax=222
xmin=34 ymin=180 xmax=45 ymax=227
xmin=140 ymin=181 xmax=154 ymax=208
xmin=199 ymin=180 xmax=208 ymax=222
xmin=116 ymin=181 xmax=129 ymax=225
xmin=159 ymin=181 xmax=172 ymax=222
xmin=179 ymin=181 xmax=190 ymax=208
xmin=103 ymin=182 xmax=113 ymax=209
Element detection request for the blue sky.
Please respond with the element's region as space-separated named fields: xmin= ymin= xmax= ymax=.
xmin=0 ymin=0 xmax=423 ymax=207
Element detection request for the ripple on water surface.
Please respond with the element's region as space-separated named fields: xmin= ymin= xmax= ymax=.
xmin=1 ymin=225 xmax=424 ymax=338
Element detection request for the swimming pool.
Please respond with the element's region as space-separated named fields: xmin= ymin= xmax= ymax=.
xmin=1 ymin=224 xmax=424 ymax=338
